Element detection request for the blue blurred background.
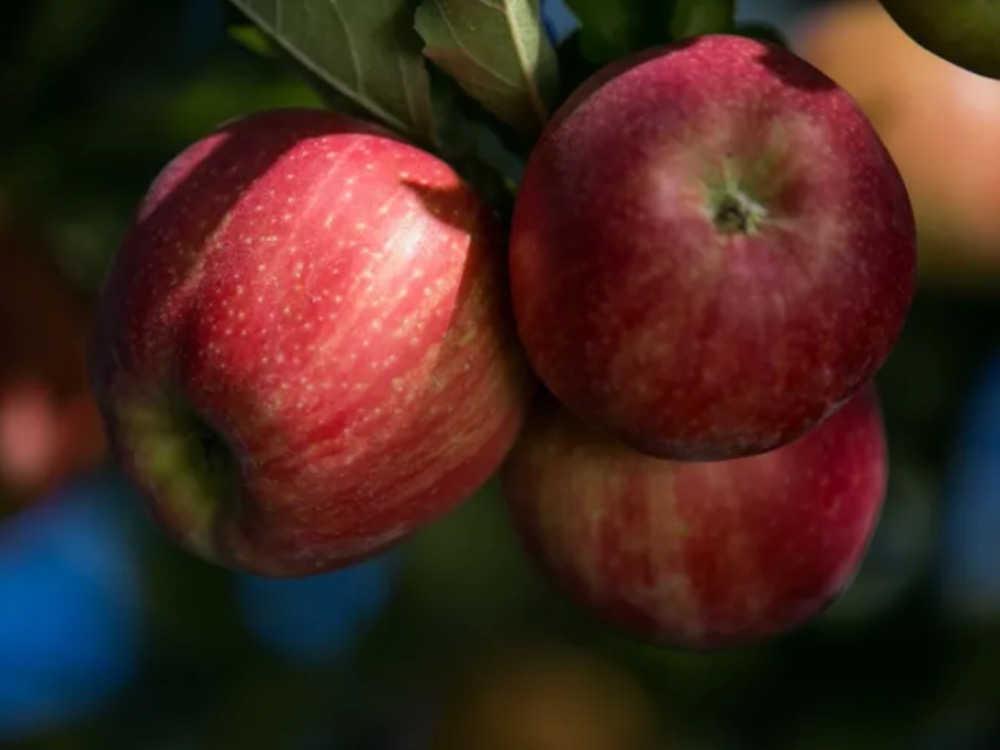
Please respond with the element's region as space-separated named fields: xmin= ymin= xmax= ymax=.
xmin=0 ymin=472 xmax=141 ymax=742
xmin=2 ymin=0 xmax=1000 ymax=747
xmin=235 ymin=556 xmax=397 ymax=668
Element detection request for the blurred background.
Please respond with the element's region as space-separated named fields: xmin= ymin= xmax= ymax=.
xmin=2 ymin=0 xmax=1000 ymax=747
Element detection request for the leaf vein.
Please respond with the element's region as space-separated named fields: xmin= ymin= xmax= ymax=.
xmin=498 ymin=0 xmax=547 ymax=125
xmin=229 ymin=0 xmax=433 ymax=141
xmin=435 ymin=2 xmax=521 ymax=89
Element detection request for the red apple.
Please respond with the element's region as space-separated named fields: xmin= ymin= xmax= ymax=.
xmin=91 ymin=108 xmax=533 ymax=577
xmin=500 ymin=388 xmax=887 ymax=650
xmin=509 ymin=34 xmax=915 ymax=461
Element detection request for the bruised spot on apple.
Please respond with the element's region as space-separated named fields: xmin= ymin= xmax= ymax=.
xmin=510 ymin=34 xmax=915 ymax=461
xmin=500 ymin=387 xmax=887 ymax=650
xmin=92 ymin=108 xmax=534 ymax=577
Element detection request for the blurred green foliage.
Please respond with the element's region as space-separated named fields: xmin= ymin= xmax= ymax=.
xmin=0 ymin=0 xmax=319 ymax=292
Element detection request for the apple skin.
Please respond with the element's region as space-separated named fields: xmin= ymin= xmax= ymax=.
xmin=509 ymin=34 xmax=915 ymax=461
xmin=500 ymin=387 xmax=887 ymax=650
xmin=91 ymin=108 xmax=534 ymax=577
xmin=879 ymin=0 xmax=1000 ymax=80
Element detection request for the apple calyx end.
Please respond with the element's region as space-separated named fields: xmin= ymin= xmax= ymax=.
xmin=116 ymin=385 xmax=238 ymax=559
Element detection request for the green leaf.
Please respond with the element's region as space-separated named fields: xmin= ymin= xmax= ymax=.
xmin=563 ymin=0 xmax=643 ymax=63
xmin=564 ymin=0 xmax=684 ymax=65
xmin=227 ymin=24 xmax=276 ymax=57
xmin=415 ymin=0 xmax=559 ymax=134
xmin=563 ymin=0 xmax=674 ymax=63
xmin=670 ymin=0 xmax=734 ymax=40
xmin=227 ymin=0 xmax=435 ymax=144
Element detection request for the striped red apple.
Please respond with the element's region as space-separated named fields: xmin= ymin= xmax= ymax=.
xmin=509 ymin=35 xmax=915 ymax=461
xmin=91 ymin=108 xmax=533 ymax=576
xmin=501 ymin=387 xmax=887 ymax=649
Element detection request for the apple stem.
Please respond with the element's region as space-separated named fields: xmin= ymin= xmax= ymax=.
xmin=711 ymin=189 xmax=766 ymax=236
xmin=716 ymin=196 xmax=751 ymax=233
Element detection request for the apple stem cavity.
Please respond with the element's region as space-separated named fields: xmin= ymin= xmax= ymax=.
xmin=711 ymin=188 xmax=766 ymax=236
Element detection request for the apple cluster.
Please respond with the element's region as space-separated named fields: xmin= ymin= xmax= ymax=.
xmin=92 ymin=34 xmax=916 ymax=649
xmin=502 ymin=34 xmax=914 ymax=649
